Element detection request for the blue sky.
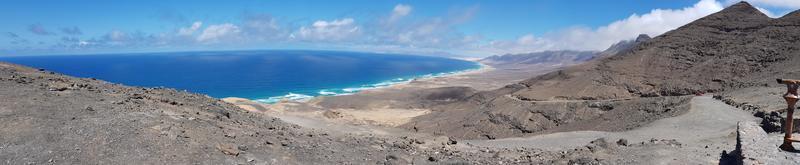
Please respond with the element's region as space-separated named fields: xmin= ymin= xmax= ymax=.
xmin=1 ymin=0 xmax=798 ymax=57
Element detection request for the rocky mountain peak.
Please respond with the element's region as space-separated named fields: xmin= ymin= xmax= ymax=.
xmin=686 ymin=1 xmax=770 ymax=30
xmin=712 ymin=1 xmax=768 ymax=19
xmin=724 ymin=1 xmax=763 ymax=14
xmin=634 ymin=34 xmax=651 ymax=42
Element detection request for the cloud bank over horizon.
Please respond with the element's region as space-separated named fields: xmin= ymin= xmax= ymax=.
xmin=481 ymin=0 xmax=725 ymax=55
xmin=2 ymin=0 xmax=799 ymax=57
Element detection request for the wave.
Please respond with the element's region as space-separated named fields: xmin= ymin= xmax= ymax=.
xmin=254 ymin=62 xmax=484 ymax=104
xmin=318 ymin=90 xmax=338 ymax=95
xmin=255 ymin=93 xmax=314 ymax=104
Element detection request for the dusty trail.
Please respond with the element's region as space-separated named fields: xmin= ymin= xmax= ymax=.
xmin=464 ymin=95 xmax=758 ymax=163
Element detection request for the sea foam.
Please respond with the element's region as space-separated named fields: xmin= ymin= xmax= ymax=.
xmin=254 ymin=64 xmax=484 ymax=104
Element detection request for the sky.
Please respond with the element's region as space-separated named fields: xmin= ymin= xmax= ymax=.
xmin=1 ymin=0 xmax=799 ymax=57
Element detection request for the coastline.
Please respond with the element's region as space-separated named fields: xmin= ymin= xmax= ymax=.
xmin=361 ymin=61 xmax=494 ymax=92
xmin=255 ymin=61 xmax=494 ymax=104
xmin=222 ymin=61 xmax=495 ymax=128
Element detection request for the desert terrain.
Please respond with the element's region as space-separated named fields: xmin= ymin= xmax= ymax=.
xmin=3 ymin=1 xmax=800 ymax=164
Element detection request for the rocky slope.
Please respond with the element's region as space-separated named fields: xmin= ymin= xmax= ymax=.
xmin=512 ymin=2 xmax=794 ymax=100
xmin=404 ymin=2 xmax=800 ymax=140
xmin=712 ymin=7 xmax=800 ymax=134
xmin=596 ymin=34 xmax=651 ymax=58
xmin=0 ymin=61 xmax=613 ymax=164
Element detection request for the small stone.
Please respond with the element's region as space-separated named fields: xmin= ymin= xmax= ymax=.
xmin=616 ymin=138 xmax=628 ymax=146
xmin=428 ymin=156 xmax=438 ymax=162
xmin=216 ymin=144 xmax=240 ymax=156
xmin=237 ymin=145 xmax=248 ymax=151
xmin=323 ymin=110 xmax=342 ymax=118
xmin=50 ymin=87 xmax=68 ymax=91
xmin=448 ymin=137 xmax=458 ymax=145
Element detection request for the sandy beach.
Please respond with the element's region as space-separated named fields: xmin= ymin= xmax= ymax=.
xmin=221 ymin=60 xmax=568 ymax=134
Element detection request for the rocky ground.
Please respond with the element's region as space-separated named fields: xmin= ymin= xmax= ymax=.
xmin=1 ymin=60 xmax=686 ymax=164
xmin=465 ymin=95 xmax=757 ymax=164
xmin=0 ymin=62 xmax=540 ymax=164
xmin=4 ymin=1 xmax=799 ymax=164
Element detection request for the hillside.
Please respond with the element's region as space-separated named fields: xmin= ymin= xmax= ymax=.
xmin=404 ymin=2 xmax=800 ymax=139
xmin=512 ymin=1 xmax=790 ymax=100
xmin=0 ymin=62 xmax=577 ymax=164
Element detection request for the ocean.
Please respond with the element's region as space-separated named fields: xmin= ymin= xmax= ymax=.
xmin=0 ymin=50 xmax=480 ymax=103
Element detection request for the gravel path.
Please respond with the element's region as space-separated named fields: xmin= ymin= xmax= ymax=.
xmin=464 ymin=95 xmax=759 ymax=163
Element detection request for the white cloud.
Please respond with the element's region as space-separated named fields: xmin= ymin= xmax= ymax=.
xmin=370 ymin=5 xmax=480 ymax=50
xmin=27 ymin=0 xmax=789 ymax=57
xmin=241 ymin=13 xmax=285 ymax=41
xmin=178 ymin=21 xmax=202 ymax=36
xmin=477 ymin=0 xmax=725 ymax=55
xmin=388 ymin=4 xmax=413 ymax=23
xmin=197 ymin=23 xmax=241 ymax=43
xmin=755 ymin=6 xmax=779 ymax=17
xmin=293 ymin=18 xmax=360 ymax=42
xmin=108 ymin=30 xmax=128 ymax=42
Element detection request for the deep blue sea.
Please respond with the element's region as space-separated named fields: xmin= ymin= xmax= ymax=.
xmin=0 ymin=50 xmax=480 ymax=103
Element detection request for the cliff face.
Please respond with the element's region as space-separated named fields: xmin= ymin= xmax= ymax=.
xmin=405 ymin=2 xmax=800 ymax=139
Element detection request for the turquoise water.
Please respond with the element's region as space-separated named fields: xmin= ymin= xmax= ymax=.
xmin=0 ymin=50 xmax=480 ymax=103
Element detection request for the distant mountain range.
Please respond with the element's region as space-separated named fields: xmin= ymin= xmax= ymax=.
xmin=479 ymin=34 xmax=650 ymax=67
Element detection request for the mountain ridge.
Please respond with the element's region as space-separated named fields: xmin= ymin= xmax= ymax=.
xmin=480 ymin=34 xmax=650 ymax=68
xmin=404 ymin=1 xmax=800 ymax=140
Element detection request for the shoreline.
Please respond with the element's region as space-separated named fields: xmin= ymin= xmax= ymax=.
xmin=255 ymin=61 xmax=494 ymax=104
xmin=361 ymin=61 xmax=494 ymax=92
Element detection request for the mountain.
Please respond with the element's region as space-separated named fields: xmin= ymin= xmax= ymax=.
xmin=597 ymin=34 xmax=651 ymax=57
xmin=479 ymin=34 xmax=650 ymax=68
xmin=512 ymin=1 xmax=782 ymax=100
xmin=404 ymin=2 xmax=800 ymax=139
xmin=480 ymin=50 xmax=597 ymax=67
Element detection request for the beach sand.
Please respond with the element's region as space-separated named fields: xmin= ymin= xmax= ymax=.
xmin=222 ymin=61 xmax=564 ymax=130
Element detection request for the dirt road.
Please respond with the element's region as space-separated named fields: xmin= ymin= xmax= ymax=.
xmin=464 ymin=95 xmax=758 ymax=164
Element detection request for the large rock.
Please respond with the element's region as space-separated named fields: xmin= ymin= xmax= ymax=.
xmin=737 ymin=121 xmax=781 ymax=164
